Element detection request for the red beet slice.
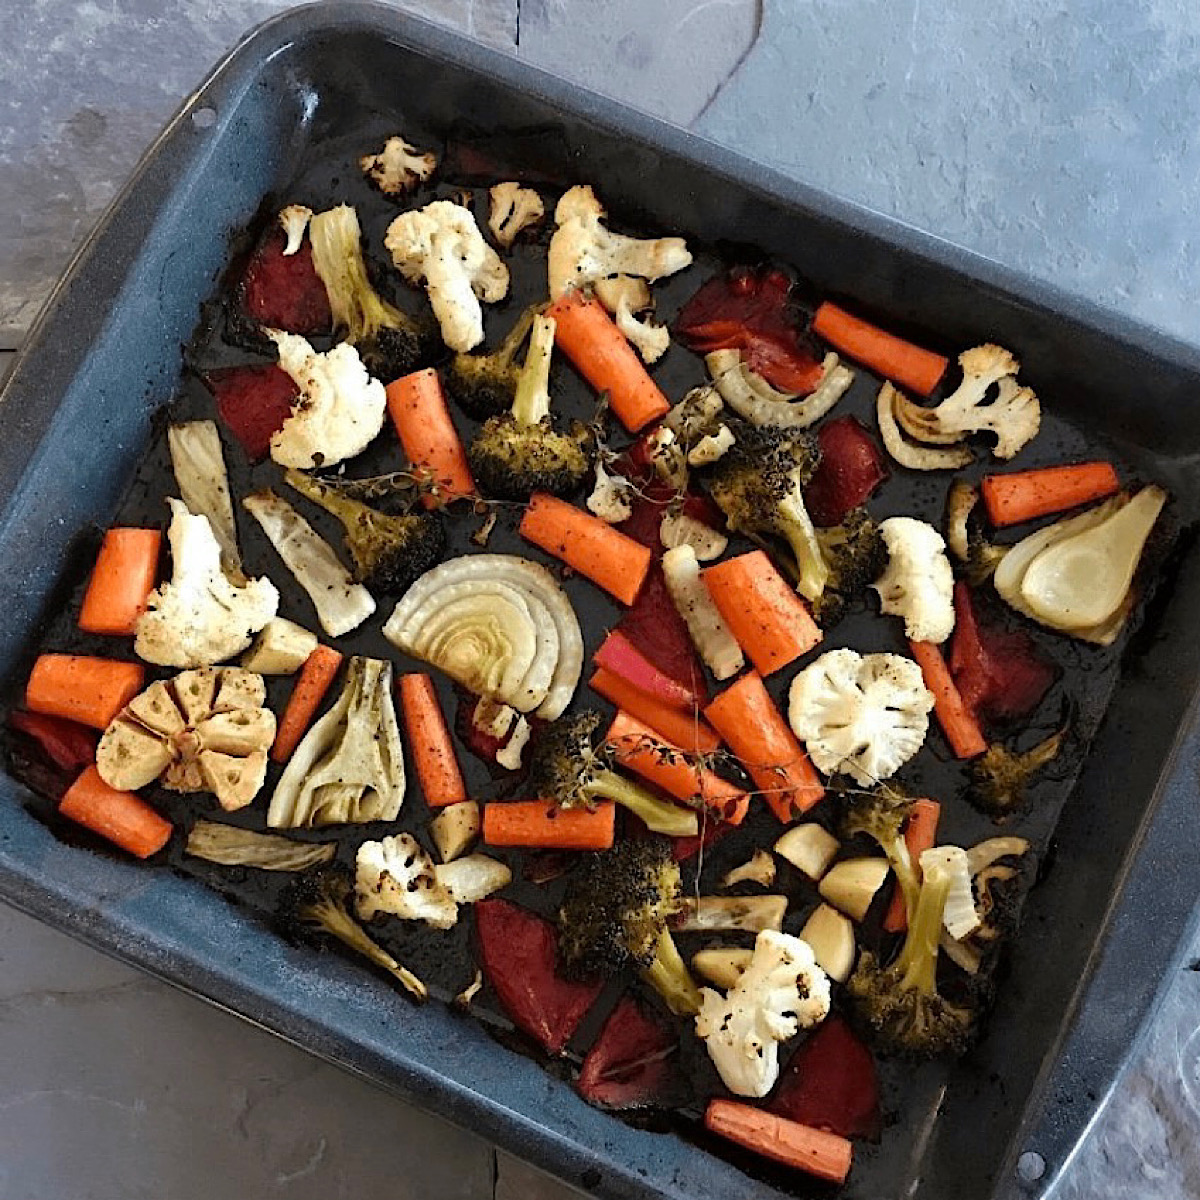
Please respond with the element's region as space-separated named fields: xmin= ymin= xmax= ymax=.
xmin=674 ymin=268 xmax=825 ymax=394
xmin=577 ymin=997 xmax=678 ymax=1110
xmin=671 ymin=815 xmax=733 ymax=861
xmin=8 ymin=711 xmax=97 ymax=774
xmin=594 ymin=630 xmax=698 ymax=710
xmin=949 ymin=582 xmax=1058 ymax=725
xmin=804 ymin=416 xmax=889 ymax=527
xmin=204 ymin=364 xmax=298 ymax=462
xmin=240 ymin=227 xmax=332 ymax=336
xmin=475 ymin=899 xmax=602 ymax=1055
xmin=769 ymin=1016 xmax=882 ymax=1141
xmin=616 ymin=567 xmax=707 ymax=701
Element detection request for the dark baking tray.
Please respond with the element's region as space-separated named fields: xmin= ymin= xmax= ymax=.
xmin=2 ymin=4 xmax=1200 ymax=1197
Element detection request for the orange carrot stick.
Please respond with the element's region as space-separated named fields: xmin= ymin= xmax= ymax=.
xmin=24 ymin=655 xmax=144 ymax=731
xmin=704 ymin=672 xmax=824 ymax=823
xmin=520 ymin=492 xmax=652 ymax=606
xmin=271 ymin=644 xmax=343 ymax=763
xmin=59 ymin=766 xmax=172 ymax=859
xmin=702 ymin=551 xmax=822 ymax=677
xmin=385 ymin=367 xmax=475 ymax=509
xmin=908 ymin=640 xmax=987 ymax=760
xmin=545 ymin=290 xmax=670 ymax=432
xmin=883 ymin=798 xmax=941 ymax=932
xmin=980 ymin=461 xmax=1120 ymax=527
xmin=589 ymin=668 xmax=721 ymax=755
xmin=483 ymin=799 xmax=615 ymax=851
xmin=812 ymin=302 xmax=947 ymax=397
xmin=78 ymin=528 xmax=162 ymax=636
xmin=605 ymin=710 xmax=749 ymax=824
xmin=704 ymin=1099 xmax=853 ymax=1184
xmin=399 ymin=673 xmax=468 ymax=809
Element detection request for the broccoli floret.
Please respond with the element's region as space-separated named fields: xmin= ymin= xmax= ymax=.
xmin=846 ymin=849 xmax=977 ymax=1058
xmin=277 ymin=867 xmax=426 ymax=999
xmin=702 ymin=422 xmax=827 ymax=601
xmin=840 ymin=785 xmax=921 ymax=924
xmin=811 ymin=507 xmax=887 ymax=627
xmin=558 ymin=840 xmax=703 ymax=1016
xmin=467 ymin=313 xmax=593 ymax=499
xmin=307 ymin=204 xmax=438 ymax=381
xmin=530 ymin=712 xmax=698 ymax=837
xmin=284 ymin=469 xmax=444 ymax=594
xmin=445 ymin=306 xmax=538 ymax=420
xmin=968 ymin=729 xmax=1066 ymax=818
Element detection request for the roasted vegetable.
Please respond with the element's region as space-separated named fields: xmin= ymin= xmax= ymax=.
xmin=968 ymin=729 xmax=1066 ymax=817
xmin=558 ymin=840 xmax=702 ymax=1016
xmin=872 ymin=517 xmax=956 ymax=644
xmin=804 ymin=415 xmax=888 ymax=528
xmin=167 ymin=420 xmax=244 ymax=582
xmin=488 ymin=182 xmax=545 ymax=249
xmin=359 ymin=135 xmax=437 ymax=197
xmin=185 ymin=820 xmax=336 ymax=870
xmin=467 ymin=314 xmax=593 ymax=499
xmin=705 ymin=348 xmax=853 ymax=429
xmin=810 ymin=508 xmax=887 ymax=628
xmin=847 ymin=847 xmax=978 ymax=1058
xmin=841 ymin=787 xmax=921 ymax=924
xmin=278 ymin=866 xmax=425 ymax=999
xmin=530 ymin=711 xmax=698 ymax=838
xmin=944 ymin=479 xmax=1007 ymax=585
xmin=444 ymin=305 xmax=538 ymax=420
xmin=284 ymin=469 xmax=444 ymax=594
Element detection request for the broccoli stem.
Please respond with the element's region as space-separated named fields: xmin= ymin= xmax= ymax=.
xmin=304 ymin=898 xmax=427 ymax=1000
xmin=884 ymin=838 xmax=920 ymax=925
xmin=584 ymin=770 xmax=699 ymax=838
xmin=893 ymin=871 xmax=951 ymax=997
xmin=641 ymin=927 xmax=703 ymax=1016
xmin=285 ymin=469 xmax=367 ymax=528
xmin=494 ymin=305 xmax=538 ymax=368
xmin=776 ymin=484 xmax=830 ymax=602
xmin=512 ymin=313 xmax=556 ymax=426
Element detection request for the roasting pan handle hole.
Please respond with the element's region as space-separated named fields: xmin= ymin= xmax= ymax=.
xmin=191 ymin=106 xmax=217 ymax=130
xmin=1017 ymin=1150 xmax=1046 ymax=1185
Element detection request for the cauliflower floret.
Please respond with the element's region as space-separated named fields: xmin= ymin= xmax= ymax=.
xmin=548 ymin=184 xmax=692 ymax=299
xmin=686 ymin=424 xmax=736 ymax=466
xmin=384 ymin=200 xmax=509 ymax=352
xmin=278 ymin=204 xmax=312 ymax=255
xmin=267 ymin=332 xmax=387 ymax=469
xmin=892 ymin=344 xmax=1041 ymax=461
xmin=872 ymin=516 xmax=955 ymax=643
xmin=134 ymin=500 xmax=278 ymax=668
xmin=594 ymin=275 xmax=669 ymax=363
xmin=586 ymin=459 xmax=634 ymax=524
xmin=695 ymin=930 xmax=831 ymax=1098
xmin=360 ymin=135 xmax=437 ymax=197
xmin=788 ymin=649 xmax=934 ymax=786
xmin=488 ymin=182 xmax=545 ymax=249
xmin=355 ymin=834 xmax=458 ymax=930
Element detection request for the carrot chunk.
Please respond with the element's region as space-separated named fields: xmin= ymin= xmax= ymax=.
xmin=399 ymin=673 xmax=468 ymax=809
xmin=980 ymin=461 xmax=1120 ymax=527
xmin=78 ymin=528 xmax=162 ymax=636
xmin=812 ymin=302 xmax=947 ymax=396
xmin=59 ymin=766 xmax=172 ymax=859
xmin=271 ymin=644 xmax=343 ymax=763
xmin=483 ymin=800 xmax=616 ymax=851
xmin=24 ymin=655 xmax=144 ymax=731
xmin=588 ymin=669 xmax=721 ymax=756
xmin=908 ymin=640 xmax=988 ymax=760
xmin=385 ymin=368 xmax=475 ymax=508
xmin=705 ymin=1098 xmax=853 ymax=1184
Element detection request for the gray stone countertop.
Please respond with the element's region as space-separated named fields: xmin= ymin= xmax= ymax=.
xmin=3 ymin=2 xmax=1200 ymax=1198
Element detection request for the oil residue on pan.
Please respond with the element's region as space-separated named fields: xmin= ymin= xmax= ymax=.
xmin=2 ymin=74 xmax=1194 ymax=1200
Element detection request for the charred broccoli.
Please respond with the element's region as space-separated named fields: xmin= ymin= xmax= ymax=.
xmin=847 ymin=846 xmax=977 ymax=1058
xmin=284 ymin=469 xmax=444 ymax=594
xmin=811 ymin=507 xmax=887 ymax=627
xmin=968 ymin=729 xmax=1066 ymax=818
xmin=444 ymin=305 xmax=538 ymax=419
xmin=278 ymin=867 xmax=426 ymax=999
xmin=467 ymin=313 xmax=593 ymax=499
xmin=841 ymin=785 xmax=921 ymax=925
xmin=531 ymin=712 xmax=698 ymax=838
xmin=558 ymin=839 xmax=702 ymax=1016
xmin=702 ymin=422 xmax=827 ymax=601
xmin=307 ymin=204 xmax=437 ymax=380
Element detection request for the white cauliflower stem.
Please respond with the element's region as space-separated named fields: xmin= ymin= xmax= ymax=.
xmin=384 ymin=200 xmax=509 ymax=352
xmin=278 ymin=204 xmax=312 ymax=255
xmin=548 ymin=185 xmax=691 ymax=299
xmin=872 ymin=516 xmax=956 ymax=643
xmin=134 ymin=500 xmax=278 ymax=668
xmin=695 ymin=930 xmax=831 ymax=1098
xmin=267 ymin=332 xmax=387 ymax=469
xmin=788 ymin=649 xmax=934 ymax=786
xmin=360 ymin=135 xmax=437 ymax=197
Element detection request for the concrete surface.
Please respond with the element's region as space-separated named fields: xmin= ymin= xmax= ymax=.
xmin=3 ymin=1 xmax=1200 ymax=1198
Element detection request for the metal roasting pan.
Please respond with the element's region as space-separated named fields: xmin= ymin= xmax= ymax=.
xmin=2 ymin=5 xmax=1200 ymax=1197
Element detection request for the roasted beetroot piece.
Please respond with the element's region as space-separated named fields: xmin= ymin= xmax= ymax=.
xmin=616 ymin=567 xmax=707 ymax=700
xmin=204 ymin=364 xmax=299 ymax=462
xmin=769 ymin=1015 xmax=882 ymax=1141
xmin=239 ymin=227 xmax=332 ymax=336
xmin=671 ymin=815 xmax=733 ymax=862
xmin=475 ymin=899 xmax=602 ymax=1055
xmin=804 ymin=416 xmax=889 ymax=528
xmin=674 ymin=267 xmax=825 ymax=394
xmin=8 ymin=711 xmax=98 ymax=774
xmin=577 ymin=996 xmax=679 ymax=1110
xmin=950 ymin=581 xmax=1058 ymax=725
xmin=594 ymin=630 xmax=699 ymax=710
